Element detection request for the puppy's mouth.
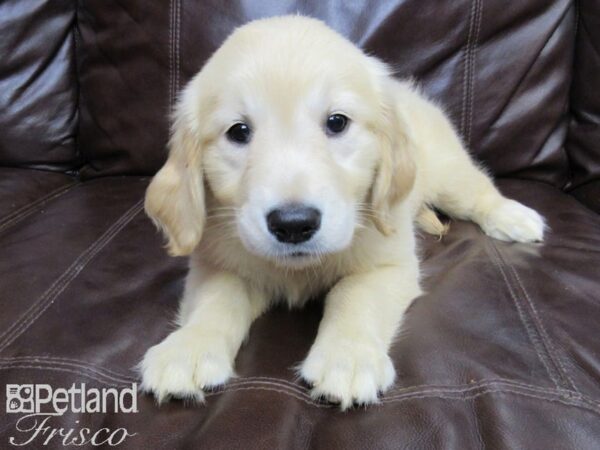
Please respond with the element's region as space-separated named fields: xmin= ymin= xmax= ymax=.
xmin=273 ymin=248 xmax=323 ymax=269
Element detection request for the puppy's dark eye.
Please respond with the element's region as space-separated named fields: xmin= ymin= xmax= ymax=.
xmin=326 ymin=114 xmax=349 ymax=135
xmin=226 ymin=122 xmax=251 ymax=144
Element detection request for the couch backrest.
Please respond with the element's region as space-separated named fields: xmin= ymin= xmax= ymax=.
xmin=566 ymin=0 xmax=600 ymax=191
xmin=75 ymin=0 xmax=578 ymax=186
xmin=4 ymin=1 xmax=590 ymax=189
xmin=0 ymin=0 xmax=79 ymax=171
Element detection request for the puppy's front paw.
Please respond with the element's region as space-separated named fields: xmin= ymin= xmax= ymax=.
xmin=299 ymin=337 xmax=395 ymax=410
xmin=140 ymin=328 xmax=234 ymax=404
xmin=482 ymin=199 xmax=546 ymax=243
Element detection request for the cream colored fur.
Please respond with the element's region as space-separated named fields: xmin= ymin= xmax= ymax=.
xmin=141 ymin=16 xmax=546 ymax=409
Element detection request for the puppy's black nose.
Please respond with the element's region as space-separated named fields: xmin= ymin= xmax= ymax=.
xmin=267 ymin=205 xmax=321 ymax=244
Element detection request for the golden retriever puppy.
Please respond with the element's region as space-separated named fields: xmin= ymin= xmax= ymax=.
xmin=141 ymin=16 xmax=545 ymax=409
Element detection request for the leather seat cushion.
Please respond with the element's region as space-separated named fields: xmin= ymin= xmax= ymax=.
xmin=0 ymin=176 xmax=598 ymax=447
xmin=0 ymin=168 xmax=75 ymax=234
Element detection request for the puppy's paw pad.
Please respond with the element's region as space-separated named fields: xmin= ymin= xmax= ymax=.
xmin=299 ymin=339 xmax=395 ymax=410
xmin=140 ymin=329 xmax=233 ymax=403
xmin=482 ymin=200 xmax=546 ymax=243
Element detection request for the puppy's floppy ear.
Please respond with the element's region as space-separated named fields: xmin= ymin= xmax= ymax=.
xmin=145 ymin=88 xmax=206 ymax=256
xmin=370 ymin=81 xmax=417 ymax=235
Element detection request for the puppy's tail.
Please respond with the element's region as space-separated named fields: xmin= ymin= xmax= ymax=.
xmin=416 ymin=206 xmax=449 ymax=239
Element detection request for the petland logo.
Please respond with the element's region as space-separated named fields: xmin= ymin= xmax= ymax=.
xmin=6 ymin=383 xmax=138 ymax=447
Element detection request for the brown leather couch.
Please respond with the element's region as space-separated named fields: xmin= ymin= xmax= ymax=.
xmin=1 ymin=1 xmax=599 ymax=448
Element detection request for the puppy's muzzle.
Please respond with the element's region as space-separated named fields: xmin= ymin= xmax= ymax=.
xmin=266 ymin=204 xmax=321 ymax=244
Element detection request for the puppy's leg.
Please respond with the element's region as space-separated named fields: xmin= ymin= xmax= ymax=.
xmin=396 ymin=84 xmax=546 ymax=242
xmin=430 ymin=153 xmax=546 ymax=242
xmin=141 ymin=267 xmax=267 ymax=403
xmin=300 ymin=266 xmax=421 ymax=409
xmin=415 ymin=110 xmax=546 ymax=242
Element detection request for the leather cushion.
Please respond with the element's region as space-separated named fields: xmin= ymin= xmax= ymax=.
xmin=0 ymin=177 xmax=598 ymax=448
xmin=0 ymin=168 xmax=75 ymax=235
xmin=0 ymin=0 xmax=78 ymax=170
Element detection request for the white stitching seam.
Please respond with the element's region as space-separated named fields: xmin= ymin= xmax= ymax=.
xmin=0 ymin=182 xmax=77 ymax=234
xmin=175 ymin=0 xmax=181 ymax=98
xmin=0 ymin=364 xmax=127 ymax=388
xmin=206 ymin=385 xmax=600 ymax=414
xmin=508 ymin=263 xmax=579 ymax=393
xmin=0 ymin=357 xmax=136 ymax=384
xmin=2 ymin=362 xmax=594 ymax=408
xmin=1 ymin=364 xmax=598 ymax=414
xmin=0 ymin=356 xmax=581 ymax=400
xmin=0 ymin=199 xmax=144 ymax=353
xmin=168 ymin=0 xmax=174 ymax=109
xmin=460 ymin=0 xmax=477 ymax=139
xmin=381 ymin=388 xmax=599 ymax=413
xmin=465 ymin=0 xmax=483 ymax=145
xmin=491 ymin=241 xmax=581 ymax=393
xmin=0 ymin=356 xmax=137 ymax=381
xmin=488 ymin=242 xmax=562 ymax=389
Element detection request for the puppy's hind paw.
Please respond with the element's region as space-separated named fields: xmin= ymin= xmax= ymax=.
xmin=481 ymin=199 xmax=546 ymax=243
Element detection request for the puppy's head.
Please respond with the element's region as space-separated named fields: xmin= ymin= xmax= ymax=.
xmin=146 ymin=16 xmax=415 ymax=268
